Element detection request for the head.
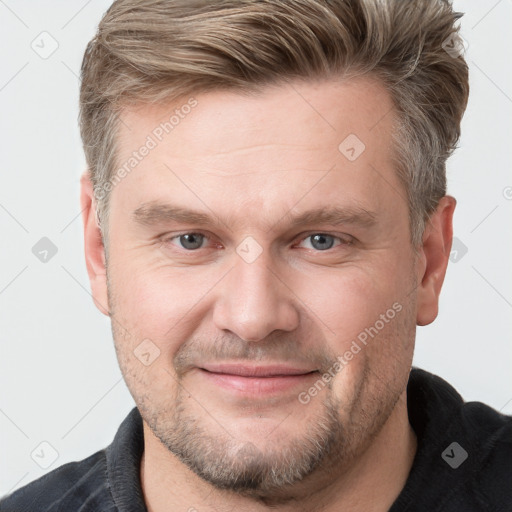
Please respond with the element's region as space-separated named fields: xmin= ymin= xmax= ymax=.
xmin=79 ymin=0 xmax=468 ymax=502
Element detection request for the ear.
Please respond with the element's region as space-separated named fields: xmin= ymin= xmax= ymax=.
xmin=80 ymin=171 xmax=110 ymax=316
xmin=415 ymin=195 xmax=456 ymax=326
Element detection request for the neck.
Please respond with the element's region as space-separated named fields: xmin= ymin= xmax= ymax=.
xmin=140 ymin=391 xmax=416 ymax=512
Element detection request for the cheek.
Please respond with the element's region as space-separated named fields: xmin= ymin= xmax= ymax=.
xmin=109 ymin=256 xmax=220 ymax=344
xmin=290 ymin=260 xmax=409 ymax=345
xmin=306 ymin=268 xmax=414 ymax=413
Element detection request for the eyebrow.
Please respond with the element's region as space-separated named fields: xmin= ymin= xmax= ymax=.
xmin=132 ymin=201 xmax=378 ymax=232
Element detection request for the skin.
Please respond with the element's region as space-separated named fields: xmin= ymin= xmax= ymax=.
xmin=81 ymin=77 xmax=455 ymax=511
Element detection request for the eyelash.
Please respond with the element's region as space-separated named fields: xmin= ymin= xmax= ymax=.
xmin=161 ymin=231 xmax=354 ymax=253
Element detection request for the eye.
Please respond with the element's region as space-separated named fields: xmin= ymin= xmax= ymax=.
xmin=168 ymin=232 xmax=208 ymax=250
xmin=162 ymin=232 xmax=352 ymax=253
xmin=296 ymin=233 xmax=351 ymax=251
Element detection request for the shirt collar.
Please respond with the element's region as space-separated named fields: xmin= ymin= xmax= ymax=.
xmin=106 ymin=407 xmax=148 ymax=512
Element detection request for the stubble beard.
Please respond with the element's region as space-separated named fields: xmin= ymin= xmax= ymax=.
xmin=107 ymin=270 xmax=415 ymax=504
xmin=134 ymin=363 xmax=402 ymax=505
xmin=138 ymin=383 xmax=348 ymax=503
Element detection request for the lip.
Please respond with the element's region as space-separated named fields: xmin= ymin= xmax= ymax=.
xmin=201 ymin=363 xmax=317 ymax=377
xmin=198 ymin=364 xmax=319 ymax=395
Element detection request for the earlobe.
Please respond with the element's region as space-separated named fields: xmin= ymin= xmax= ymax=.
xmin=415 ymin=196 xmax=456 ymax=326
xmin=80 ymin=171 xmax=110 ymax=316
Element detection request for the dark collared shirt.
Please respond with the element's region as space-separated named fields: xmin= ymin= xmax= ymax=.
xmin=1 ymin=368 xmax=511 ymax=511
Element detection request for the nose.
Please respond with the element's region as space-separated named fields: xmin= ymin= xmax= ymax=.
xmin=212 ymin=245 xmax=300 ymax=342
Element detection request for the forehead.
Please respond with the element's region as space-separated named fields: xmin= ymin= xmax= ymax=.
xmin=118 ymin=76 xmax=395 ymax=159
xmin=111 ymin=77 xmax=405 ymax=232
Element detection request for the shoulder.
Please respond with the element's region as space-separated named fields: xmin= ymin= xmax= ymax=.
xmin=461 ymin=400 xmax=512 ymax=506
xmin=0 ymin=449 xmax=115 ymax=512
xmin=407 ymin=369 xmax=512 ymax=509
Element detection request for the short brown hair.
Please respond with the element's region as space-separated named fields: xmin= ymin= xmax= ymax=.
xmin=79 ymin=0 xmax=469 ymax=246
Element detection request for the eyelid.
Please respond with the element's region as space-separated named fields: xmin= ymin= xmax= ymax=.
xmin=162 ymin=230 xmax=354 ymax=252
xmin=163 ymin=231 xmax=213 ymax=250
xmin=293 ymin=232 xmax=354 ymax=249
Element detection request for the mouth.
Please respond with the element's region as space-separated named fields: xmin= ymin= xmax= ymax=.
xmin=198 ymin=363 xmax=319 ymax=395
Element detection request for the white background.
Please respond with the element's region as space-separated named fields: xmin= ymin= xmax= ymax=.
xmin=1 ymin=0 xmax=511 ymax=497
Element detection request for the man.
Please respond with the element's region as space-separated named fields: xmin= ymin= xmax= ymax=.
xmin=1 ymin=0 xmax=510 ymax=511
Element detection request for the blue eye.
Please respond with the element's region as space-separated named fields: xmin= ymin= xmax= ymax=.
xmin=171 ymin=233 xmax=207 ymax=250
xmin=163 ymin=232 xmax=351 ymax=253
xmin=298 ymin=234 xmax=347 ymax=251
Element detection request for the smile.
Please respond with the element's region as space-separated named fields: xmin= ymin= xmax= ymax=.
xmin=198 ymin=364 xmax=319 ymax=395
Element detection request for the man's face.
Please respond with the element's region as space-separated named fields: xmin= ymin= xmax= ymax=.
xmin=99 ymin=78 xmax=421 ymax=497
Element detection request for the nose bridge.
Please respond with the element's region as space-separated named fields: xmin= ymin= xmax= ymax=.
xmin=212 ymin=242 xmax=299 ymax=342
